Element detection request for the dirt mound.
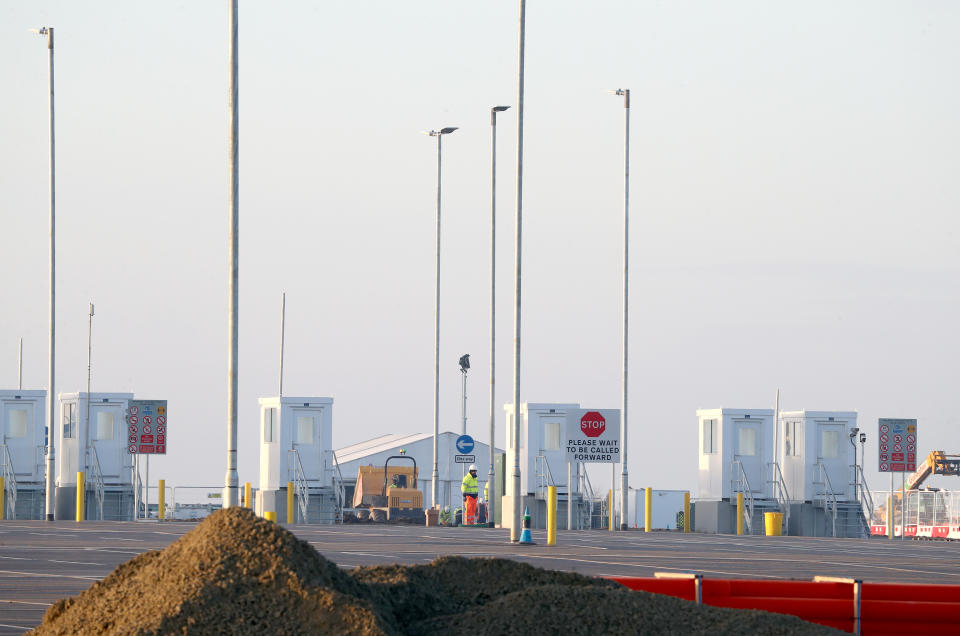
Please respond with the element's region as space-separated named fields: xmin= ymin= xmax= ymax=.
xmin=32 ymin=509 xmax=844 ymax=635
xmin=32 ymin=508 xmax=392 ymax=635
xmin=409 ymin=583 xmax=840 ymax=635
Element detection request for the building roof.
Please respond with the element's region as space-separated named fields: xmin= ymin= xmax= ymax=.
xmin=335 ymin=431 xmax=440 ymax=465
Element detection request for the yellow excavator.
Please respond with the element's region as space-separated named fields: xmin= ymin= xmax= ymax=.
xmin=875 ymin=450 xmax=960 ymax=522
xmin=352 ymin=455 xmax=424 ymax=523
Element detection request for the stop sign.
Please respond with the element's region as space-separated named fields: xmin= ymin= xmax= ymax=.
xmin=580 ymin=411 xmax=606 ymax=438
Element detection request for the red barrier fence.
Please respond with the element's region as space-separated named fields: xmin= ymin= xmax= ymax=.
xmin=606 ymin=575 xmax=960 ymax=635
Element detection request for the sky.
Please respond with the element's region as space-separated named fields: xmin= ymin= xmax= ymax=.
xmin=2 ymin=1 xmax=959 ymax=496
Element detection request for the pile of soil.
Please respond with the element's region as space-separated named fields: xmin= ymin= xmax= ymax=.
xmin=32 ymin=508 xmax=843 ymax=635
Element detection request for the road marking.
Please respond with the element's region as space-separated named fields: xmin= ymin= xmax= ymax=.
xmin=0 ymin=569 xmax=101 ymax=581
xmin=0 ymin=623 xmax=30 ymax=631
xmin=0 ymin=599 xmax=50 ymax=606
xmin=49 ymin=560 xmax=103 ymax=566
xmin=0 ymin=556 xmax=31 ymax=561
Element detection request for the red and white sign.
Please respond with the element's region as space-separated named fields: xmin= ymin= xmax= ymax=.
xmin=879 ymin=419 xmax=917 ymax=473
xmin=580 ymin=412 xmax=606 ymax=438
xmin=129 ymin=406 xmax=139 ymax=416
xmin=128 ymin=415 xmax=139 ymax=425
xmin=126 ymin=400 xmax=168 ymax=455
xmin=566 ymin=408 xmax=620 ymax=463
xmin=157 ymin=416 xmax=166 ymax=426
xmin=143 ymin=416 xmax=152 ymax=425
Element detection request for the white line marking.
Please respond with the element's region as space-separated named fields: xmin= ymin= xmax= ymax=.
xmin=0 ymin=599 xmax=50 ymax=605
xmin=49 ymin=560 xmax=103 ymax=566
xmin=0 ymin=623 xmax=30 ymax=631
xmin=0 ymin=569 xmax=101 ymax=581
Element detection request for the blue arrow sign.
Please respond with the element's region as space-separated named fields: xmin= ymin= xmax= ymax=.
xmin=456 ymin=434 xmax=475 ymax=454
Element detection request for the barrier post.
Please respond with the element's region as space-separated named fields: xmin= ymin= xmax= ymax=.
xmin=287 ymin=481 xmax=295 ymax=524
xmin=644 ymin=487 xmax=652 ymax=532
xmin=547 ymin=486 xmax=557 ymax=545
xmin=0 ymin=476 xmax=4 ymax=520
xmin=265 ymin=511 xmax=277 ymax=522
xmin=244 ymin=482 xmax=251 ymax=509
xmin=158 ymin=479 xmax=165 ymax=520
xmin=887 ymin=494 xmax=893 ymax=539
xmin=736 ymin=492 xmax=744 ymax=535
xmin=76 ymin=472 xmax=85 ymax=522
xmin=683 ymin=491 xmax=690 ymax=533
xmin=608 ymin=489 xmax=613 ymax=531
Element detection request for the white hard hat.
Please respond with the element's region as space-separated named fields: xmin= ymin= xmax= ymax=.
xmin=468 ymin=464 xmax=477 ymax=472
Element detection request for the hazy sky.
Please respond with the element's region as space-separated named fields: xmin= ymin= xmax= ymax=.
xmin=2 ymin=1 xmax=958 ymax=495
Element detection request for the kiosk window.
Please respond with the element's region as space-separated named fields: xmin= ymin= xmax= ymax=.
xmin=702 ymin=419 xmax=718 ymax=454
xmin=8 ymin=409 xmax=28 ymax=438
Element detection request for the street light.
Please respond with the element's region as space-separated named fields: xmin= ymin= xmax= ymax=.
xmin=224 ymin=0 xmax=240 ymax=509
xmin=610 ymin=88 xmax=630 ymax=530
xmin=425 ymin=126 xmax=457 ymax=511
xmin=489 ymin=104 xmax=509 ymax=529
xmin=32 ymin=25 xmax=56 ymax=521
xmin=849 ymin=427 xmax=860 ymax=501
xmin=459 ymin=354 xmax=470 ymax=436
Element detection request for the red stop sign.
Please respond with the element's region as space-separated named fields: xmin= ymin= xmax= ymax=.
xmin=580 ymin=411 xmax=606 ymax=438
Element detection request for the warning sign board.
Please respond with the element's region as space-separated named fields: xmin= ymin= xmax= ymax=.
xmin=878 ymin=418 xmax=916 ymax=472
xmin=565 ymin=409 xmax=620 ymax=463
xmin=126 ymin=399 xmax=168 ymax=454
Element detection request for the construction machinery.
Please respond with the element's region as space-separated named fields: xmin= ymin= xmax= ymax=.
xmin=905 ymin=451 xmax=960 ymax=491
xmin=352 ymin=455 xmax=424 ymax=523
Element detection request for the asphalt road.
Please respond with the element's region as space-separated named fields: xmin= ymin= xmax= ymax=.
xmin=2 ymin=520 xmax=958 ymax=633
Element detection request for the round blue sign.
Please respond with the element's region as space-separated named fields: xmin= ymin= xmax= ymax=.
xmin=456 ymin=434 xmax=475 ymax=454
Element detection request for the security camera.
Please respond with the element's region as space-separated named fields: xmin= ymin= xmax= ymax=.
xmin=859 ymin=433 xmax=866 ymax=443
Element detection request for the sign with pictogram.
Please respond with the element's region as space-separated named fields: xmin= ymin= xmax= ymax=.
xmin=126 ymin=399 xmax=168 ymax=455
xmin=566 ymin=408 xmax=620 ymax=463
xmin=878 ymin=419 xmax=916 ymax=473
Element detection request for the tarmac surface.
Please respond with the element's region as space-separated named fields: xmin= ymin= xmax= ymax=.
xmin=2 ymin=520 xmax=959 ymax=633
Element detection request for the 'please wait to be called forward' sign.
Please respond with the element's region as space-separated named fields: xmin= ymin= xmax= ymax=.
xmin=565 ymin=408 xmax=620 ymax=463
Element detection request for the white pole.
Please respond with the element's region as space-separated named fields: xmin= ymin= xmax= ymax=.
xmin=17 ymin=338 xmax=23 ymax=391
xmin=617 ymin=88 xmax=630 ymax=531
xmin=85 ymin=304 xmax=94 ymax=478
xmin=774 ymin=388 xmax=780 ymax=487
xmin=224 ymin=0 xmax=240 ymax=508
xmin=134 ymin=454 xmax=139 ymax=520
xmin=279 ymin=292 xmax=286 ymax=397
xmin=567 ymin=460 xmax=572 ymax=531
xmin=146 ymin=455 xmax=150 ymax=519
xmin=38 ymin=26 xmax=57 ymax=522
xmin=431 ymin=132 xmax=443 ymax=511
xmin=510 ymin=0 xmax=527 ymax=544
xmin=461 ymin=368 xmax=467 ymax=436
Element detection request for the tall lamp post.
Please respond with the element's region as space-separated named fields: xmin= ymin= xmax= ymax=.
xmin=427 ymin=126 xmax=457 ymax=511
xmin=489 ymin=104 xmax=509 ymax=528
xmin=32 ymin=26 xmax=56 ymax=521
xmin=849 ymin=427 xmax=860 ymax=502
xmin=611 ymin=88 xmax=631 ymax=530
xmin=224 ymin=0 xmax=240 ymax=508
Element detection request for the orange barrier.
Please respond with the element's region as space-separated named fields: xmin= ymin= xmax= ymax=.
xmin=606 ymin=576 xmax=960 ymax=635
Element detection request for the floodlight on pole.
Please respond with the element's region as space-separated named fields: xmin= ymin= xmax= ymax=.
xmin=489 ymin=104 xmax=510 ymax=527
xmin=427 ymin=125 xmax=457 ymax=511
xmin=34 ymin=25 xmax=56 ymax=521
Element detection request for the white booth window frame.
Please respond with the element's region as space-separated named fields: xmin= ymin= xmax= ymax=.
xmin=94 ymin=411 xmax=115 ymax=440
xmin=737 ymin=425 xmax=757 ymax=456
xmin=7 ymin=408 xmax=29 ymax=438
xmin=264 ymin=408 xmax=277 ymax=443
xmin=702 ymin=418 xmax=718 ymax=454
xmin=63 ymin=403 xmax=76 ymax=439
xmin=542 ymin=420 xmax=562 ymax=451
xmin=784 ymin=420 xmax=801 ymax=456
xmin=820 ymin=427 xmax=841 ymax=459
xmin=296 ymin=415 xmax=315 ymax=444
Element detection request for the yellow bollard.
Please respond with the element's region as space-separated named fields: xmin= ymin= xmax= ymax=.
xmin=547 ymin=486 xmax=557 ymax=546
xmin=736 ymin=492 xmax=744 ymax=535
xmin=608 ymin=489 xmax=613 ymax=531
xmin=645 ymin=487 xmax=652 ymax=533
xmin=76 ymin=472 xmax=85 ymax=522
xmin=159 ymin=479 xmax=166 ymax=520
xmin=683 ymin=491 xmax=691 ymax=533
xmin=887 ymin=495 xmax=893 ymax=540
xmin=0 ymin=476 xmax=4 ymax=521
xmin=265 ymin=511 xmax=277 ymax=522
xmin=287 ymin=481 xmax=295 ymax=524
xmin=244 ymin=482 xmax=251 ymax=509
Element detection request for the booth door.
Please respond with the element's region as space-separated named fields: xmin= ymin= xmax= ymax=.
xmin=292 ymin=409 xmax=320 ymax=481
xmin=816 ymin=422 xmax=846 ymax=496
xmin=1 ymin=400 xmax=34 ymax=475
xmin=90 ymin=404 xmax=122 ymax=478
xmin=734 ymin=420 xmax=763 ymax=494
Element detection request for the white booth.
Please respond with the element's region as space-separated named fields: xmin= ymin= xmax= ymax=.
xmin=778 ymin=410 xmax=858 ymax=502
xmin=503 ymin=402 xmax=579 ymax=497
xmin=56 ymin=392 xmax=135 ymax=520
xmin=696 ymin=408 xmax=774 ymax=501
xmin=256 ymin=396 xmax=337 ymax=523
xmin=0 ymin=390 xmax=47 ymax=519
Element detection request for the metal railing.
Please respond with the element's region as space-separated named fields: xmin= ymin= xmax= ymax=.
xmin=814 ymin=461 xmax=839 ymax=537
xmin=289 ymin=449 xmax=309 ymax=523
xmin=731 ymin=457 xmax=755 ymax=534
xmin=534 ymin=455 xmax=556 ymax=501
xmin=578 ymin=463 xmax=597 ymax=529
xmin=330 ymin=450 xmax=345 ymax=524
xmin=89 ymin=444 xmax=105 ymax=520
xmin=853 ymin=464 xmax=874 ymax=537
xmin=768 ymin=461 xmax=791 ymax=534
xmin=1 ymin=445 xmax=18 ymax=520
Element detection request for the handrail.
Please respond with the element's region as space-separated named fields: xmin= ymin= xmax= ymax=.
xmin=854 ymin=464 xmax=874 ymax=537
xmin=288 ymin=449 xmax=309 ymax=524
xmin=768 ymin=461 xmax=791 ymax=534
xmin=814 ymin=461 xmax=839 ymax=537
xmin=731 ymin=457 xmax=755 ymax=534
xmin=1 ymin=445 xmax=17 ymax=520
xmin=534 ymin=455 xmax=555 ymax=501
xmin=331 ymin=450 xmax=345 ymax=524
xmin=89 ymin=444 xmax=105 ymax=520
xmin=579 ymin=463 xmax=596 ymax=529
